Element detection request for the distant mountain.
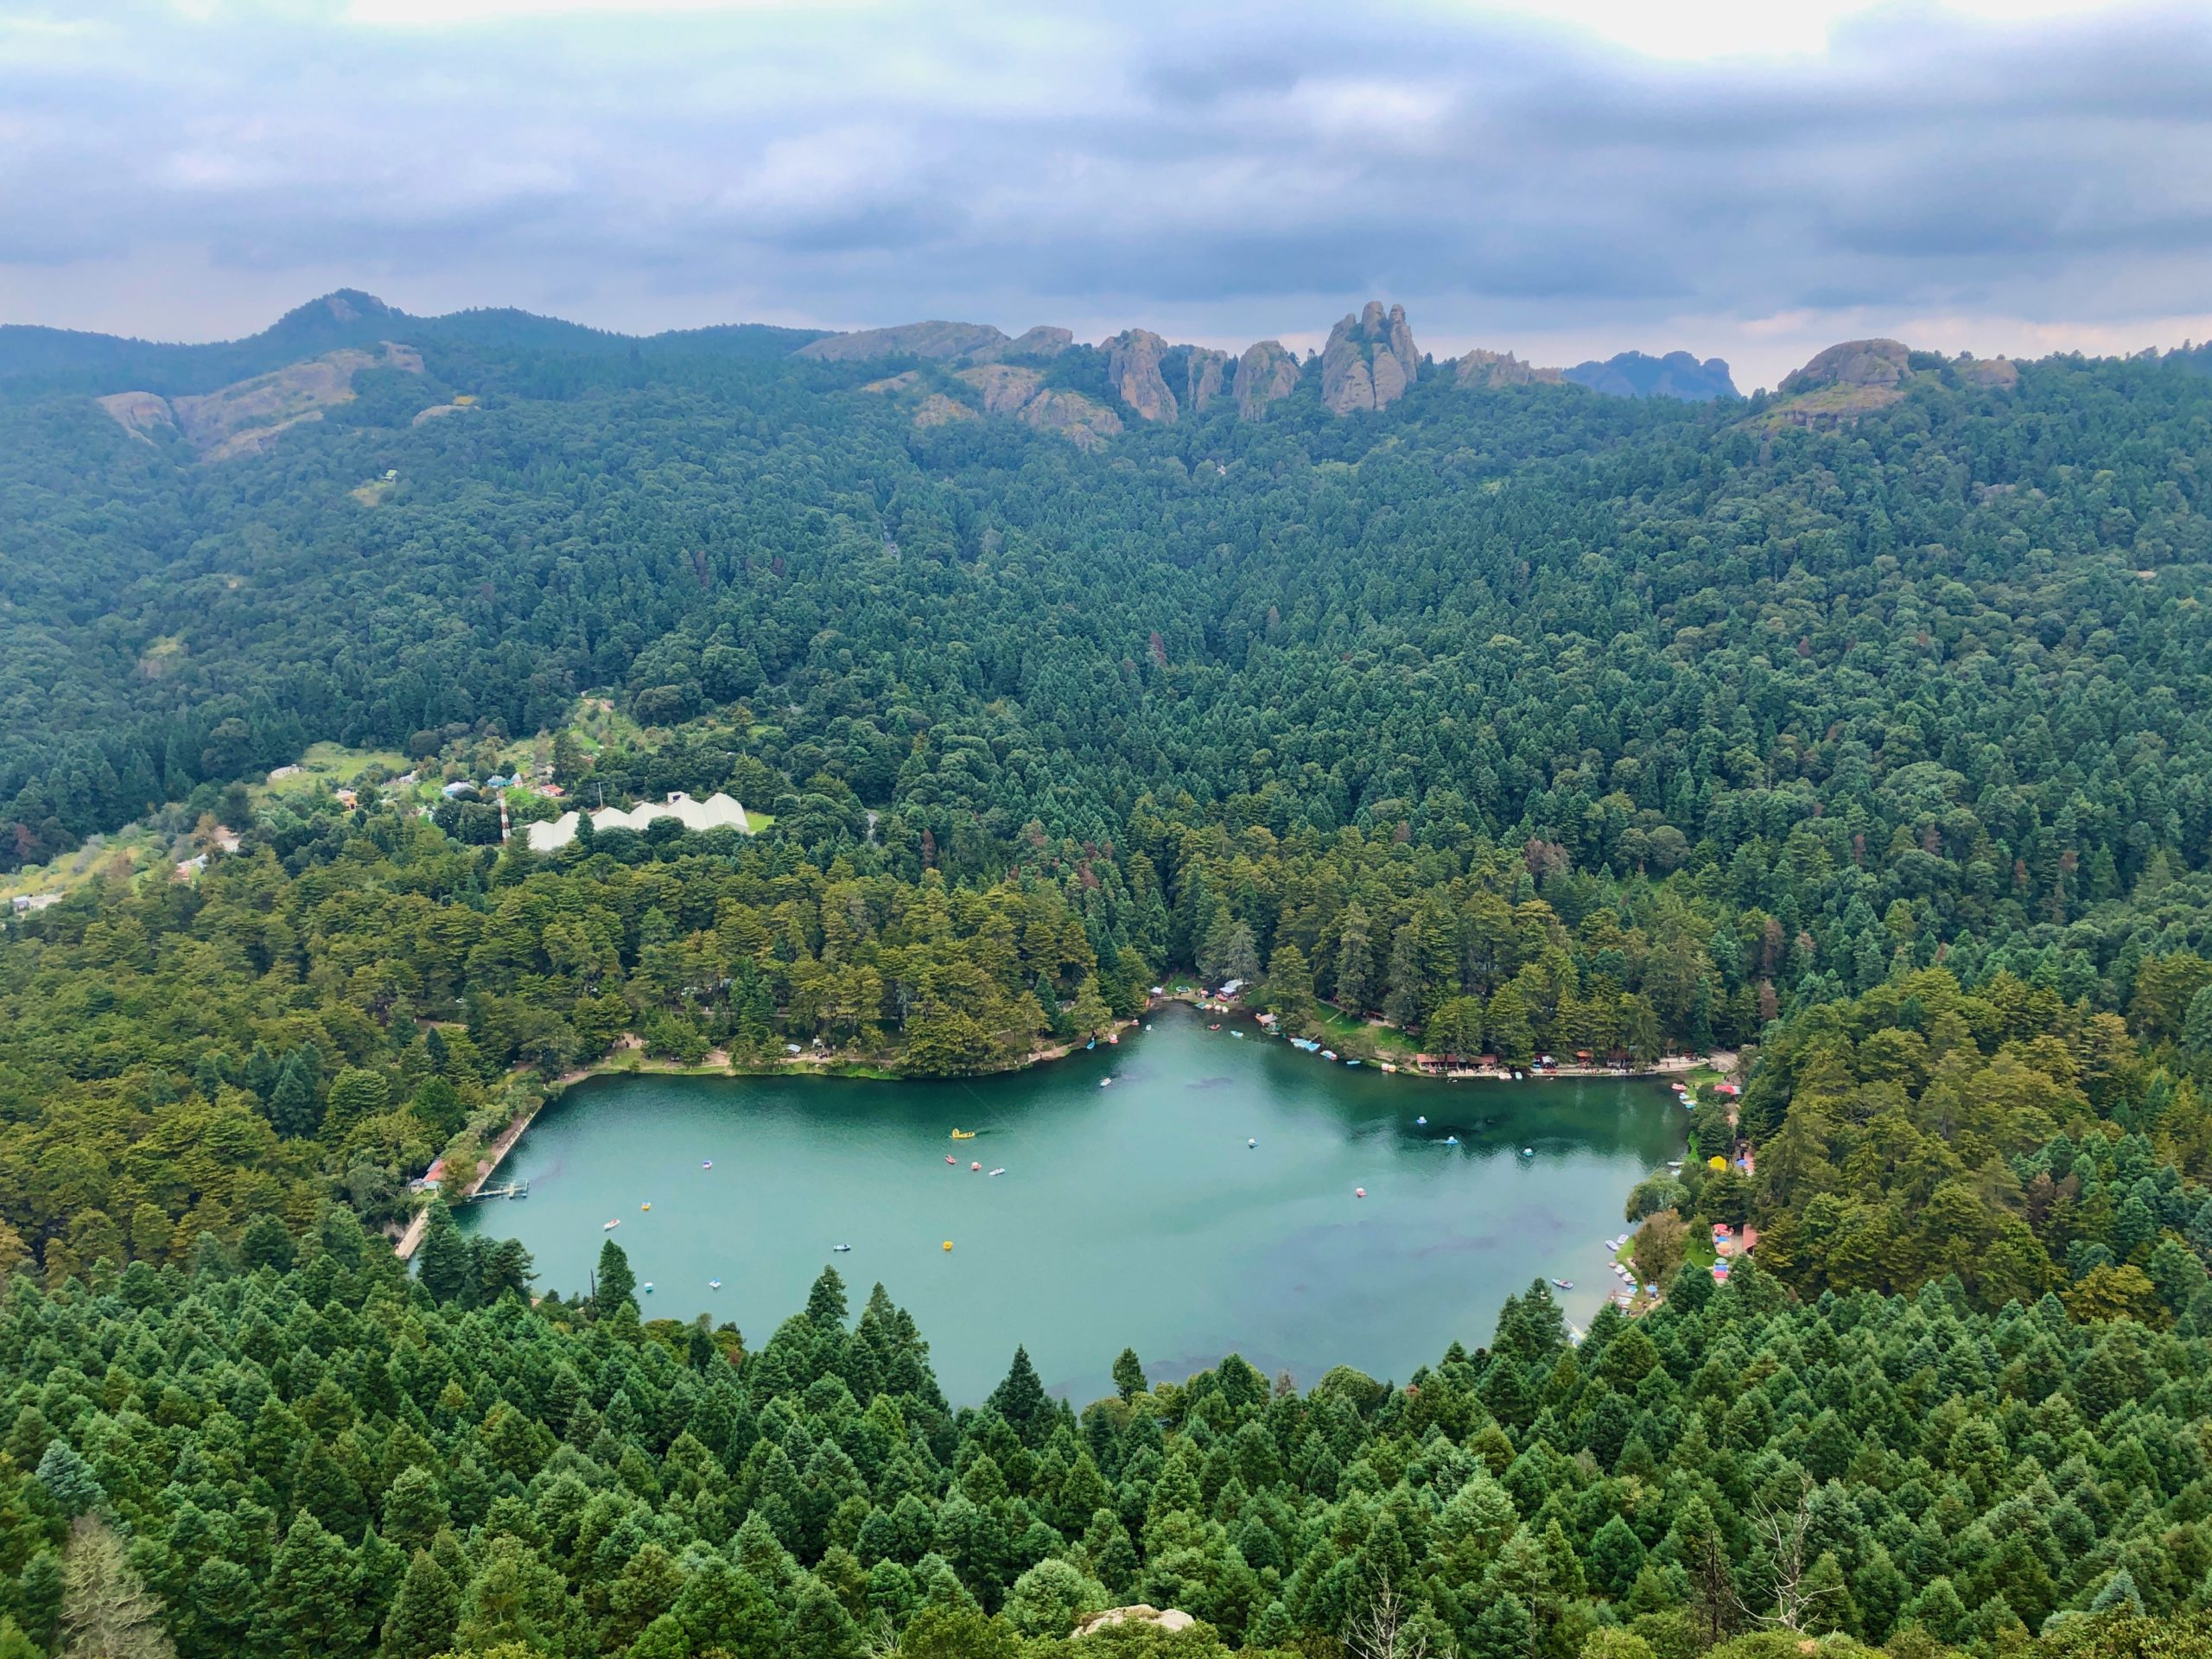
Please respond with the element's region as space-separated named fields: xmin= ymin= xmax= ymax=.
xmin=1562 ymin=350 xmax=1738 ymax=402
xmin=0 ymin=290 xmax=828 ymax=399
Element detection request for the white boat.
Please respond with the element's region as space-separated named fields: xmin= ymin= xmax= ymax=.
xmin=603 ymin=1219 xmax=620 ymax=1230
xmin=989 ymin=1167 xmax=1006 ymax=1177
xmin=834 ymin=1244 xmax=851 ymax=1252
xmin=709 ymin=1278 xmax=721 ymax=1288
xmin=1100 ymin=1077 xmax=1112 ymax=1087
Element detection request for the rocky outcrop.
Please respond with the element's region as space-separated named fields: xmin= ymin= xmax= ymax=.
xmin=1452 ymin=348 xmax=1563 ymax=390
xmin=1320 ymin=302 xmax=1420 ymax=415
xmin=1234 ymin=340 xmax=1301 ymax=419
xmin=1075 ymin=1606 xmax=1196 ymax=1638
xmin=797 ymin=321 xmax=1014 ymax=362
xmin=1565 ymin=351 xmax=1737 ymax=402
xmin=1019 ymin=390 xmax=1122 ymax=451
xmin=955 ymin=364 xmax=1045 ymax=413
xmin=95 ymin=341 xmax=425 ymax=461
xmin=1778 ymin=339 xmax=1910 ymax=396
xmin=969 ymin=326 xmax=1074 ymax=363
xmin=1185 ymin=348 xmax=1228 ymax=414
xmin=1956 ymin=356 xmax=2018 ymax=391
xmin=1103 ymin=329 xmax=1179 ymax=423
xmin=858 ymin=371 xmax=923 ymax=396
xmin=911 ymin=393 xmax=979 ymax=429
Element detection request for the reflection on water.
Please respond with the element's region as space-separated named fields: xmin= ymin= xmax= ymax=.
xmin=459 ymin=1004 xmax=1684 ymax=1402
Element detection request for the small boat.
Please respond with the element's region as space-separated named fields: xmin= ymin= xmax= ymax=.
xmin=1553 ymin=1278 xmax=1574 ymax=1290
xmin=1145 ymin=1024 xmax=1153 ymax=1031
xmin=1107 ymin=1033 xmax=1119 ymax=1044
xmin=709 ymin=1278 xmax=721 ymax=1288
xmin=1520 ymin=1147 xmax=1534 ymax=1158
xmin=950 ymin=1129 xmax=976 ymax=1140
xmin=1085 ymin=1039 xmax=1096 ymax=1050
xmin=1417 ymin=1116 xmax=1427 ymax=1126
xmin=945 ymin=1154 xmax=957 ymax=1165
xmin=834 ymin=1243 xmax=851 ymax=1252
xmin=970 ymin=1161 xmax=982 ymax=1171
xmin=701 ymin=1160 xmax=712 ymax=1169
xmin=641 ymin=1202 xmax=651 ymax=1211
xmin=989 ymin=1167 xmax=1006 ymax=1177
xmin=1354 ymin=1187 xmax=1367 ymax=1198
xmin=1231 ymin=1030 xmax=1243 ymax=1038
xmin=602 ymin=1219 xmax=620 ymax=1230
xmin=1247 ymin=1138 xmax=1256 ymax=1148
xmin=642 ymin=1282 xmax=654 ymax=1294
xmin=1346 ymin=1058 xmax=1361 ymax=1065
xmin=1100 ymin=1077 xmax=1112 ymax=1088
xmin=1209 ymin=1023 xmax=1221 ymax=1030
xmin=1445 ymin=1135 xmax=1459 ymax=1145
xmin=942 ymin=1240 xmax=953 ymax=1252
xmin=1321 ymin=1049 xmax=1338 ymax=1060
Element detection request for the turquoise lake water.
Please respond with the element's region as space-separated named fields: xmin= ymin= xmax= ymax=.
xmin=458 ymin=1002 xmax=1684 ymax=1402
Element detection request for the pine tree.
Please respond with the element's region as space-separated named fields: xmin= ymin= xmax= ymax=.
xmin=58 ymin=1517 xmax=175 ymax=1659
xmin=595 ymin=1237 xmax=637 ymax=1310
xmin=378 ymin=1550 xmax=458 ymax=1659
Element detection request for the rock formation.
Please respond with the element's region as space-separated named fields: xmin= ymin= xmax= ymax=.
xmin=1019 ymin=390 xmax=1123 ymax=451
xmin=1234 ymin=340 xmax=1301 ymax=419
xmin=797 ymin=321 xmax=1014 ymax=362
xmin=955 ymin=364 xmax=1045 ymax=414
xmin=1103 ymin=329 xmax=1179 ymax=423
xmin=1777 ymin=339 xmax=1910 ymax=396
xmin=1452 ymin=348 xmax=1562 ymax=390
xmin=969 ymin=326 xmax=1074 ymax=363
xmin=95 ymin=341 xmax=425 ymax=461
xmin=1564 ymin=351 xmax=1737 ymax=402
xmin=1320 ymin=302 xmax=1420 ymax=415
xmin=911 ymin=393 xmax=978 ymax=429
xmin=1186 ymin=348 xmax=1228 ymax=414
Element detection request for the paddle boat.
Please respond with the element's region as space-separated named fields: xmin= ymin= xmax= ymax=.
xmin=1354 ymin=1187 xmax=1367 ymax=1198
xmin=833 ymin=1243 xmax=851 ymax=1252
xmin=970 ymin=1161 xmax=982 ymax=1171
xmin=641 ymin=1202 xmax=651 ymax=1211
xmin=1445 ymin=1135 xmax=1459 ymax=1145
xmin=709 ymin=1278 xmax=721 ymax=1289
xmin=950 ymin=1128 xmax=976 ymax=1140
xmin=1248 ymin=1138 xmax=1256 ymax=1148
xmin=1417 ymin=1116 xmax=1427 ymax=1126
xmin=945 ymin=1154 xmax=957 ymax=1165
xmin=942 ymin=1241 xmax=953 ymax=1252
xmin=701 ymin=1160 xmax=712 ymax=1169
xmin=1519 ymin=1147 xmax=1534 ymax=1158
xmin=642 ymin=1282 xmax=653 ymax=1294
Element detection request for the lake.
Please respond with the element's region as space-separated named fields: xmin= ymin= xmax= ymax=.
xmin=458 ymin=1002 xmax=1685 ymax=1403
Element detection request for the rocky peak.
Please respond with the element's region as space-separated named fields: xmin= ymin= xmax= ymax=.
xmin=1778 ymin=339 xmax=1910 ymax=396
xmin=1453 ymin=348 xmax=1562 ymax=390
xmin=1234 ymin=341 xmax=1302 ymax=420
xmin=1321 ymin=302 xmax=1420 ymax=415
xmin=1186 ymin=347 xmax=1229 ymax=414
xmin=796 ymin=321 xmax=1013 ymax=362
xmin=968 ymin=326 xmax=1073 ymax=365
xmin=1102 ymin=329 xmax=1179 ymax=423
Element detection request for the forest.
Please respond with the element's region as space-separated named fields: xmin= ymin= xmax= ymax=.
xmin=3 ymin=308 xmax=2212 ymax=1656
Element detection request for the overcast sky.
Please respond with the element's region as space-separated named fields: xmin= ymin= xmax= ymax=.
xmin=3 ymin=0 xmax=2209 ymax=389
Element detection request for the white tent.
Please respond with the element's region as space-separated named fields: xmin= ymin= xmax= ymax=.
xmin=525 ymin=791 xmax=751 ymax=851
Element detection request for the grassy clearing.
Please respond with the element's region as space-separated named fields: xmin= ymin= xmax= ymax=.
xmin=1314 ymin=1007 xmax=1421 ymax=1061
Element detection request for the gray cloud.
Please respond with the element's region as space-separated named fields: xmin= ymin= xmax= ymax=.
xmin=2 ymin=0 xmax=2209 ymax=386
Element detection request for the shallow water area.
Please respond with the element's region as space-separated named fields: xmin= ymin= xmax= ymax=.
xmin=459 ymin=1003 xmax=1684 ymax=1402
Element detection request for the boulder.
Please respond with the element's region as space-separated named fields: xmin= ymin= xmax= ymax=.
xmin=1073 ymin=1605 xmax=1196 ymax=1638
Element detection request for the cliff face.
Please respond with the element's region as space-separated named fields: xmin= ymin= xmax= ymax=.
xmin=1186 ymin=348 xmax=1228 ymax=415
xmin=1234 ymin=341 xmax=1302 ymax=419
xmin=1320 ymin=302 xmax=1420 ymax=415
xmin=1103 ymin=329 xmax=1179 ymax=423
